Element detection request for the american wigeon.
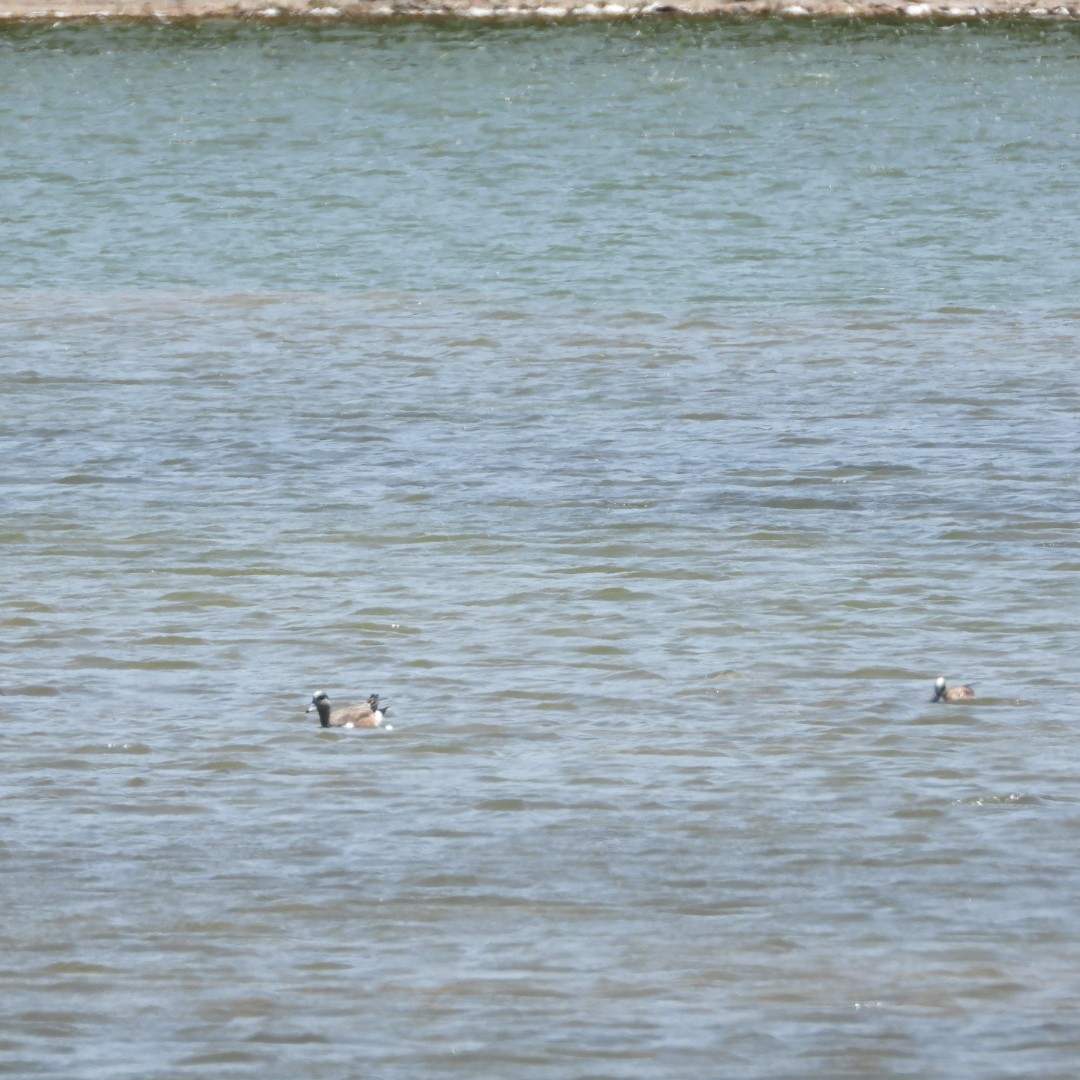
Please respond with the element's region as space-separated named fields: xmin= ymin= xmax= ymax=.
xmin=932 ymin=677 xmax=975 ymax=702
xmin=307 ymin=690 xmax=390 ymax=728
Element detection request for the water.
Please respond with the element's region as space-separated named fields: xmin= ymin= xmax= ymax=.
xmin=1 ymin=18 xmax=1079 ymax=1079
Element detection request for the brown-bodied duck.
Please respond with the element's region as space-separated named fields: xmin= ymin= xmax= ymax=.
xmin=307 ymin=690 xmax=390 ymax=728
xmin=932 ymin=677 xmax=975 ymax=702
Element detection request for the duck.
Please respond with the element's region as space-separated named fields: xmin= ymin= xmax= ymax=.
xmin=306 ymin=690 xmax=390 ymax=729
xmin=932 ymin=677 xmax=975 ymax=702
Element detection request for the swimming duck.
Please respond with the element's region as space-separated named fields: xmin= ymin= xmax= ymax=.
xmin=307 ymin=690 xmax=390 ymax=728
xmin=932 ymin=677 xmax=975 ymax=702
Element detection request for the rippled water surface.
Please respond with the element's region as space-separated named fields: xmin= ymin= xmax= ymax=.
xmin=2 ymin=18 xmax=1080 ymax=1079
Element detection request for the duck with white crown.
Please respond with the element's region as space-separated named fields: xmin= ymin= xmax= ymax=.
xmin=931 ymin=677 xmax=975 ymax=703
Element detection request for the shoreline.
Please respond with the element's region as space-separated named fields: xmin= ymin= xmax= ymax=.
xmin=2 ymin=0 xmax=1079 ymax=18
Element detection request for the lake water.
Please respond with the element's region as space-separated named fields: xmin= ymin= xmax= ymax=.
xmin=2 ymin=17 xmax=1079 ymax=1079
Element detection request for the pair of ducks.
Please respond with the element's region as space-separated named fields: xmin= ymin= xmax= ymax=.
xmin=307 ymin=676 xmax=975 ymax=728
xmin=306 ymin=689 xmax=391 ymax=729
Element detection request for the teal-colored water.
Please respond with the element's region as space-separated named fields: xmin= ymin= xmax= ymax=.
xmin=2 ymin=20 xmax=1079 ymax=1079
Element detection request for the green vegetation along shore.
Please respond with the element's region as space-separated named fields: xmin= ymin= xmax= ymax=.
xmin=1 ymin=0 xmax=1078 ymax=17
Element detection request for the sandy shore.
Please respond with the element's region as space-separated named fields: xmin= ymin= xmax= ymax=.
xmin=1 ymin=0 xmax=1077 ymax=18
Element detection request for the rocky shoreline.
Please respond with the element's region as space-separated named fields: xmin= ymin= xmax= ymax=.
xmin=1 ymin=0 xmax=1078 ymax=18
